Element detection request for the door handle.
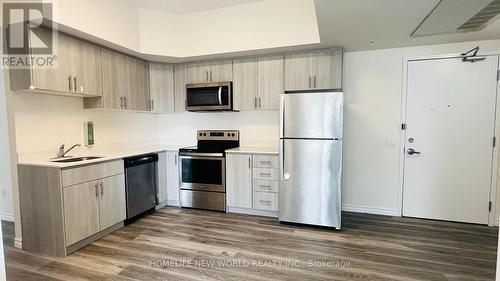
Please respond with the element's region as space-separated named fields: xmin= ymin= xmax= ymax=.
xmin=407 ymin=148 xmax=421 ymax=155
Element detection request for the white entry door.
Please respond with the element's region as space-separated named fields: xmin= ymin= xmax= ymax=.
xmin=403 ymin=55 xmax=499 ymax=224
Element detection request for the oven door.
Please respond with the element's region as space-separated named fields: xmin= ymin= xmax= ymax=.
xmin=186 ymin=82 xmax=232 ymax=111
xmin=179 ymin=155 xmax=225 ymax=192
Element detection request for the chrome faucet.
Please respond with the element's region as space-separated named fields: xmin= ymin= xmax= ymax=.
xmin=57 ymin=144 xmax=81 ymax=158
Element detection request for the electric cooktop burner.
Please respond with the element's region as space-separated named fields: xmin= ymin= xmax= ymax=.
xmin=179 ymin=130 xmax=240 ymax=157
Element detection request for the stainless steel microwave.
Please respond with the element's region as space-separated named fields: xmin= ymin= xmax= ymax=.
xmin=186 ymin=82 xmax=233 ymax=111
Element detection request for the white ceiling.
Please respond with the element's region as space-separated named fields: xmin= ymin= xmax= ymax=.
xmin=126 ymin=0 xmax=263 ymax=15
xmin=315 ymin=0 xmax=500 ymax=51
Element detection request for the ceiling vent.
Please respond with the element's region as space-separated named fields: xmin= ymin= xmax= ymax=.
xmin=412 ymin=0 xmax=500 ymax=37
xmin=458 ymin=0 xmax=500 ymax=31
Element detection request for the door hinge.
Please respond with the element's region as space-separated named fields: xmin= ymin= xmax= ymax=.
xmin=401 ymin=123 xmax=407 ymax=130
xmin=489 ymin=201 xmax=492 ymax=212
xmin=494 ymin=136 xmax=496 ymax=148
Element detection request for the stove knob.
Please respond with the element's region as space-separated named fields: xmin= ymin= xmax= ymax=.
xmin=199 ymin=133 xmax=202 ymax=136
xmin=232 ymin=133 xmax=235 ymax=137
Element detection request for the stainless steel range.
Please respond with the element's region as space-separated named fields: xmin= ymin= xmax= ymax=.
xmin=179 ymin=130 xmax=240 ymax=211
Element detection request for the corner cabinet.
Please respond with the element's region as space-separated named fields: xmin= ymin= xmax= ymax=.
xmin=9 ymin=29 xmax=102 ymax=98
xmin=174 ymin=64 xmax=188 ymax=112
xmin=285 ymin=49 xmax=343 ymax=91
xmin=17 ymin=160 xmax=126 ymax=257
xmin=149 ymin=63 xmax=175 ymax=113
xmin=84 ymin=48 xmax=151 ymax=112
xmin=226 ymin=153 xmax=279 ymax=217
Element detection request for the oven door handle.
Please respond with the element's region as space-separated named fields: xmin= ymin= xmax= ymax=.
xmin=217 ymin=86 xmax=223 ymax=105
xmin=180 ymin=153 xmax=224 ymax=158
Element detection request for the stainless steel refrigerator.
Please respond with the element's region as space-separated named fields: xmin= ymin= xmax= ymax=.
xmin=279 ymin=91 xmax=343 ymax=229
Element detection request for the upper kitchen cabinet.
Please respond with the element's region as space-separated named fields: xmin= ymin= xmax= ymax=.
xmin=85 ymin=48 xmax=150 ymax=112
xmin=233 ymin=55 xmax=284 ymax=111
xmin=187 ymin=60 xmax=232 ymax=83
xmin=174 ymin=64 xmax=188 ymax=112
xmin=149 ymin=63 xmax=175 ymax=113
xmin=9 ymin=29 xmax=102 ymax=98
xmin=284 ymin=49 xmax=343 ymax=91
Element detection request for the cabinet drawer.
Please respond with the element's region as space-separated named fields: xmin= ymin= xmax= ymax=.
xmin=253 ymin=168 xmax=278 ymax=180
xmin=62 ymin=160 xmax=124 ymax=187
xmin=253 ymin=192 xmax=278 ymax=211
xmin=253 ymin=180 xmax=278 ymax=193
xmin=253 ymin=155 xmax=278 ymax=168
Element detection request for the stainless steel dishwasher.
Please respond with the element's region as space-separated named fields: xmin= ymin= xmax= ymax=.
xmin=124 ymin=154 xmax=158 ymax=220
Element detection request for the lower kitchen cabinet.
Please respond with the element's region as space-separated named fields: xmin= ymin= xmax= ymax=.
xmin=226 ymin=153 xmax=279 ymax=216
xmin=157 ymin=151 xmax=180 ymax=207
xmin=18 ymin=160 xmax=126 ymax=257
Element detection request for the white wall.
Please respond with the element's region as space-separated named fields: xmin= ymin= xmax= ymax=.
xmin=342 ymin=39 xmax=500 ymax=216
xmin=157 ymin=111 xmax=279 ymax=147
xmin=139 ymin=0 xmax=319 ymax=57
xmin=0 ymin=74 xmax=12 ymax=221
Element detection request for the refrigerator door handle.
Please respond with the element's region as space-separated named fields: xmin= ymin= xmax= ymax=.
xmin=280 ymin=94 xmax=285 ymax=137
xmin=279 ymin=139 xmax=284 ymax=181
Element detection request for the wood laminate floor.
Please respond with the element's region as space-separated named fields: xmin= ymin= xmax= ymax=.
xmin=3 ymin=207 xmax=498 ymax=281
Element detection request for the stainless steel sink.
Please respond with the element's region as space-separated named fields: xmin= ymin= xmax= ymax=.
xmin=51 ymin=156 xmax=103 ymax=163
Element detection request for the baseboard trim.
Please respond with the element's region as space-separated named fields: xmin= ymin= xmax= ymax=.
xmin=14 ymin=237 xmax=22 ymax=249
xmin=228 ymin=206 xmax=278 ymax=218
xmin=0 ymin=212 xmax=14 ymax=222
xmin=156 ymin=200 xmax=180 ymax=210
xmin=342 ymin=204 xmax=400 ymax=216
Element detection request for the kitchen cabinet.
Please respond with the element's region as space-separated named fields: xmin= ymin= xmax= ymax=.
xmin=166 ymin=151 xmax=180 ymax=205
xmin=226 ymin=153 xmax=278 ymax=215
xmin=63 ymin=173 xmax=125 ymax=246
xmin=149 ymin=63 xmax=175 ymax=113
xmin=157 ymin=151 xmax=180 ymax=206
xmin=285 ymin=49 xmax=343 ymax=91
xmin=9 ymin=29 xmax=102 ymax=97
xmin=257 ymin=55 xmax=284 ymax=110
xmin=174 ymin=64 xmax=188 ymax=112
xmin=232 ymin=56 xmax=284 ymax=111
xmin=85 ymin=48 xmax=150 ymax=111
xmin=18 ymin=160 xmax=126 ymax=257
xmin=187 ymin=60 xmax=232 ymax=83
xmin=226 ymin=154 xmax=253 ymax=209
xmin=232 ymin=58 xmax=258 ymax=111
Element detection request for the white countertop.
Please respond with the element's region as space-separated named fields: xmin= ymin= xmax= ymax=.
xmin=17 ymin=144 xmax=185 ymax=169
xmin=226 ymin=147 xmax=279 ymax=155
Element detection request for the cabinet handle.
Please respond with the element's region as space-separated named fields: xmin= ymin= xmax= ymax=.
xmin=313 ymin=76 xmax=316 ymax=88
xmin=175 ymin=155 xmax=178 ymax=165
xmin=73 ymin=76 xmax=77 ymax=92
xmin=259 ymin=185 xmax=272 ymax=189
xmin=100 ymin=182 xmax=104 ymax=196
xmin=309 ymin=76 xmax=312 ymax=88
xmin=210 ymin=71 xmax=213 ymax=81
xmin=68 ymin=75 xmax=72 ymax=92
xmin=259 ymin=173 xmax=271 ymax=177
xmin=120 ymin=96 xmax=123 ymax=109
xmin=206 ymin=71 xmax=209 ymax=81
xmin=259 ymin=97 xmax=262 ymax=108
xmin=259 ymin=200 xmax=272 ymax=205
xmin=260 ymin=161 xmax=272 ymax=165
xmin=124 ymin=97 xmax=127 ymax=109
xmin=254 ymin=97 xmax=257 ymax=109
xmin=248 ymin=157 xmax=251 ymax=169
xmin=150 ymin=100 xmax=154 ymax=111
xmin=94 ymin=183 xmax=99 ymax=197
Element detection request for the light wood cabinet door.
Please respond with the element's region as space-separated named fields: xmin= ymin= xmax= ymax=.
xmin=31 ymin=30 xmax=75 ymax=93
xmin=135 ymin=59 xmax=151 ymax=111
xmin=311 ymin=49 xmax=343 ymax=90
xmin=124 ymin=56 xmax=138 ymax=110
xmin=98 ymin=174 xmax=126 ymax=230
xmin=284 ymin=52 xmax=313 ymax=91
xmin=174 ymin=64 xmax=188 ymax=112
xmin=63 ymin=181 xmax=99 ymax=246
xmin=233 ymin=58 xmax=258 ymax=111
xmin=149 ymin=63 xmax=175 ymax=113
xmin=74 ymin=39 xmax=102 ymax=96
xmin=101 ymin=48 xmax=127 ymax=109
xmin=226 ymin=154 xmax=253 ymax=208
xmin=187 ymin=61 xmax=211 ymax=83
xmin=210 ymin=60 xmax=233 ymax=82
xmin=166 ymin=151 xmax=180 ymax=204
xmin=257 ymin=55 xmax=284 ymax=110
